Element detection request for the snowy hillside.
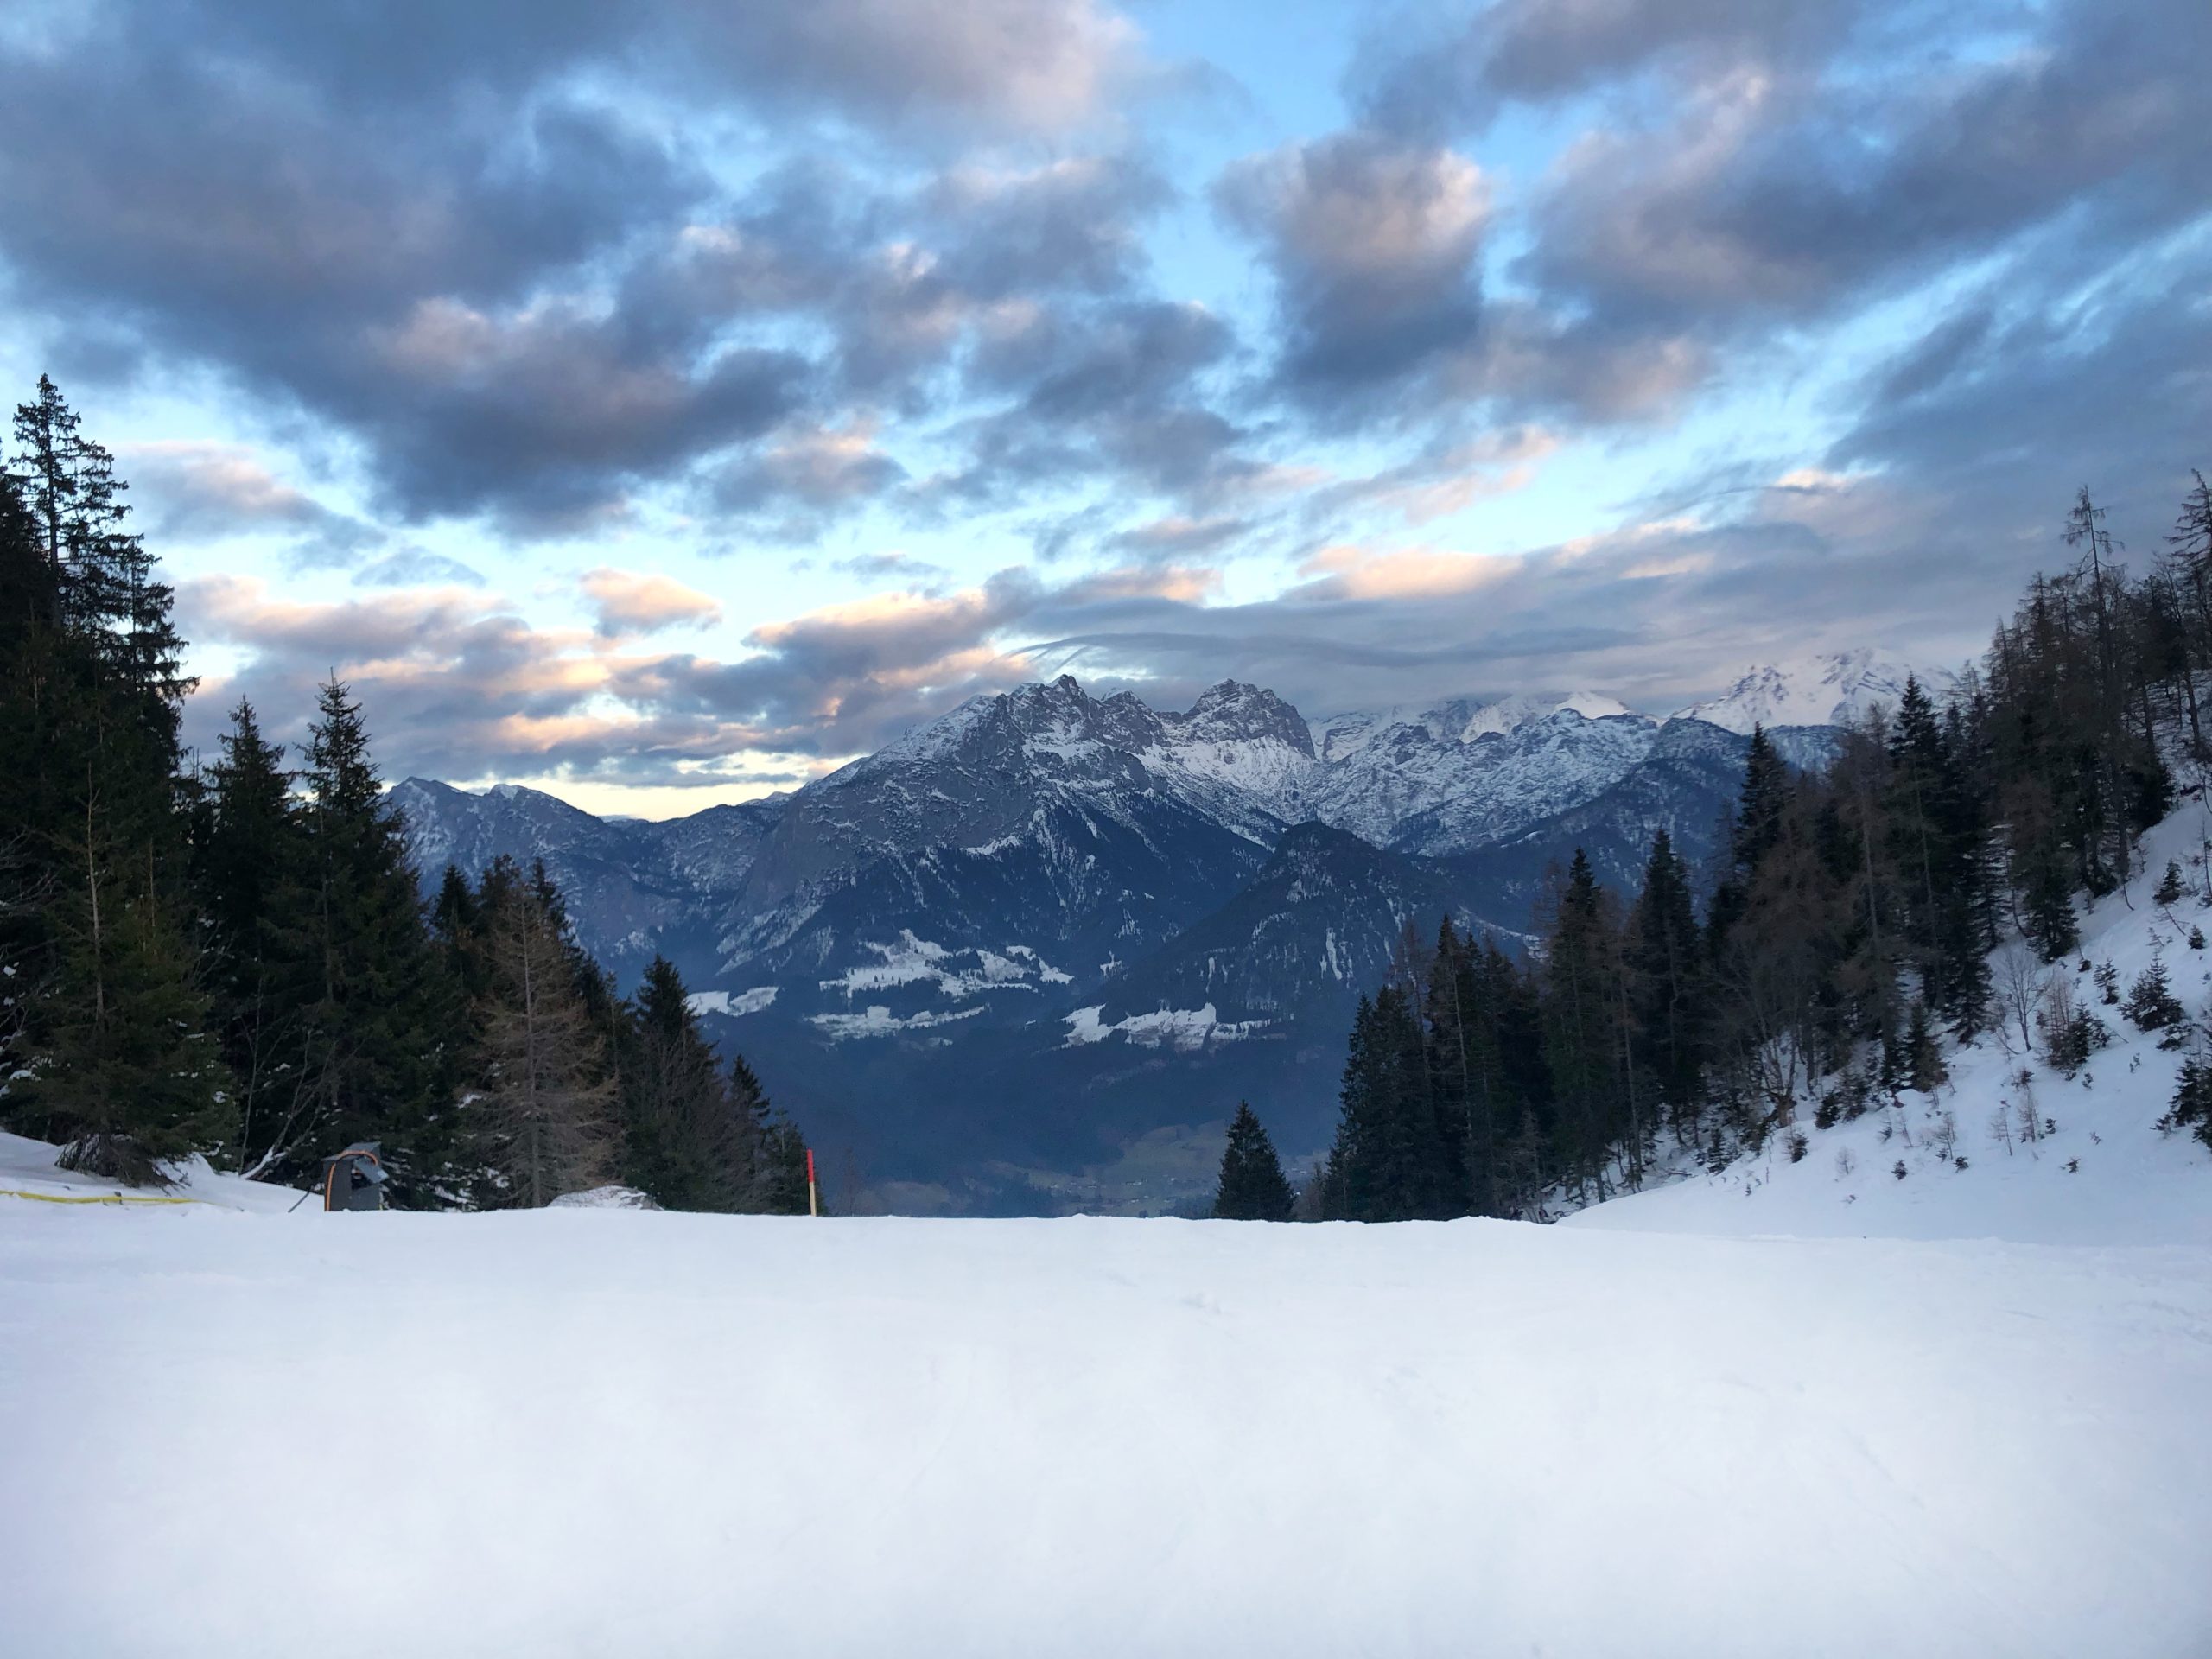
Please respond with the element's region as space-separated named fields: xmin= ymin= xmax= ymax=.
xmin=1570 ymin=801 xmax=2212 ymax=1246
xmin=1 ymin=1180 xmax=2205 ymax=1655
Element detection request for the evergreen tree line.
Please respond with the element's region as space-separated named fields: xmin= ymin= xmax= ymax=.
xmin=1217 ymin=476 xmax=2212 ymax=1220
xmin=0 ymin=378 xmax=812 ymax=1209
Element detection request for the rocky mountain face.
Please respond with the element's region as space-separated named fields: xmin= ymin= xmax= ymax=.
xmin=1094 ymin=823 xmax=1504 ymax=1033
xmin=393 ymin=651 xmax=1943 ymax=1211
xmin=390 ymin=779 xmax=788 ymax=984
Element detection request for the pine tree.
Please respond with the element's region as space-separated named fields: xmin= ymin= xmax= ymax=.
xmin=272 ymin=677 xmax=452 ymax=1192
xmin=1420 ymin=918 xmax=1476 ymax=1208
xmin=194 ymin=701 xmax=310 ymax=1169
xmin=470 ymin=868 xmax=617 ymax=1207
xmin=28 ymin=794 xmax=226 ymax=1182
xmin=1212 ymin=1101 xmax=1294 ymax=1220
xmin=736 ymin=1053 xmax=813 ymax=1214
xmin=2155 ymin=860 xmax=2186 ymax=907
xmin=1625 ymin=828 xmax=1705 ymax=1133
xmin=1902 ymin=1000 xmax=1947 ymax=1094
xmin=1 ymin=384 xmax=215 ymax=1174
xmin=1541 ymin=849 xmax=1631 ymax=1198
xmin=2161 ymin=471 xmax=2212 ymax=762
xmin=13 ymin=375 xmax=194 ymax=739
xmin=2164 ymin=1053 xmax=2212 ymax=1151
xmin=1323 ymin=988 xmax=1452 ymax=1222
xmin=621 ymin=957 xmax=756 ymax=1211
xmin=2122 ymin=958 xmax=2185 ymax=1038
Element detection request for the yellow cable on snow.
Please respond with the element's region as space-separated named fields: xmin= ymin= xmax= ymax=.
xmin=0 ymin=1185 xmax=204 ymax=1206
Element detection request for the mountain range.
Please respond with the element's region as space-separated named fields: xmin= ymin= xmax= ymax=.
xmin=392 ymin=647 xmax=1945 ymax=1212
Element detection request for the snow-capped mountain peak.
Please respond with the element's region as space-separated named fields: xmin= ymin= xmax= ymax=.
xmin=1674 ymin=649 xmax=1955 ymax=734
xmin=1457 ymin=690 xmax=1635 ymax=741
xmin=1169 ymin=679 xmax=1317 ymax=756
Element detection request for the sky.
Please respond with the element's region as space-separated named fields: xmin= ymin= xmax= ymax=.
xmin=2 ymin=0 xmax=2207 ymax=817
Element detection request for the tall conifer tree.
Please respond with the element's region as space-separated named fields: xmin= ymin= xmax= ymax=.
xmin=1212 ymin=1101 xmax=1294 ymax=1220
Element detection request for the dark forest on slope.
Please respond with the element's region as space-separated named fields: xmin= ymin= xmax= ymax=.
xmin=1274 ymin=482 xmax=2212 ymax=1223
xmin=0 ymin=379 xmax=811 ymax=1210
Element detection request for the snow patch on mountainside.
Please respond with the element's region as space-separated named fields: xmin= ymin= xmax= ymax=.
xmin=809 ymin=1004 xmax=988 ymax=1040
xmin=819 ymin=931 xmax=1061 ymax=1002
xmin=1064 ymin=1001 xmax=1274 ymax=1051
xmin=686 ymin=987 xmax=778 ymax=1018
xmin=1003 ymin=944 xmax=1072 ymax=984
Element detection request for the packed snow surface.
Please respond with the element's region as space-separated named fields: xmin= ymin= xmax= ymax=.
xmin=3 ymin=1171 xmax=2209 ymax=1656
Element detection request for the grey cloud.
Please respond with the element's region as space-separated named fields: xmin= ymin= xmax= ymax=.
xmin=1522 ymin=0 xmax=2212 ymax=338
xmin=177 ymin=0 xmax=1141 ymax=133
xmin=1211 ymin=127 xmax=1707 ymax=428
xmin=0 ymin=29 xmax=746 ymax=526
xmin=1354 ymin=0 xmax=1866 ymax=135
xmin=1109 ymin=517 xmax=1247 ymax=558
xmin=926 ymin=156 xmax=1173 ymax=299
xmin=178 ymin=466 xmax=2087 ymax=793
xmin=1308 ymin=0 xmax=2212 ymax=439
xmin=831 ymin=551 xmax=949 ymax=583
xmin=710 ymin=422 xmax=912 ymax=543
xmin=124 ymin=442 xmax=382 ymax=553
xmin=0 ymin=2 xmax=1178 ymax=535
xmin=353 ymin=550 xmax=487 ymax=588
xmin=667 ymin=0 xmax=1142 ymax=134
xmin=1216 ymin=130 xmax=1488 ymax=410
xmin=951 ymin=298 xmax=1268 ymax=509
xmin=1834 ymin=268 xmax=2212 ymax=543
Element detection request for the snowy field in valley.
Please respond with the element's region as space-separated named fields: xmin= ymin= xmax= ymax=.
xmin=3 ymin=1139 xmax=2209 ymax=1656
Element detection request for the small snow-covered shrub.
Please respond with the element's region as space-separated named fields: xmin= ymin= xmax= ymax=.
xmin=2162 ymin=1057 xmax=2212 ymax=1151
xmin=2037 ymin=977 xmax=2113 ymax=1075
xmin=1786 ymin=1129 xmax=1808 ymax=1164
xmin=2155 ymin=860 xmax=2187 ymax=907
xmin=2124 ymin=959 xmax=2185 ymax=1037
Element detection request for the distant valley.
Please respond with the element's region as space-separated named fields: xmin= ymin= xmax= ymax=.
xmin=394 ymin=649 xmax=1940 ymax=1211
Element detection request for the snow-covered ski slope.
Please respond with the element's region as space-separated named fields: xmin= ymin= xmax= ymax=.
xmin=4 ymin=817 xmax=2212 ymax=1656
xmin=0 ymin=1204 xmax=2206 ymax=1653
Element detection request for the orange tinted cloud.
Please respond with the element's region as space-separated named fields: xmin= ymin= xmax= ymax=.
xmin=579 ymin=567 xmax=724 ymax=635
xmin=1294 ymin=543 xmax=1516 ymax=601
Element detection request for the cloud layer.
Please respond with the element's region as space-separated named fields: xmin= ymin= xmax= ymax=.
xmin=8 ymin=0 xmax=2209 ymax=801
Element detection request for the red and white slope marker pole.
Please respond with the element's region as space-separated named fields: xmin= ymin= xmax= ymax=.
xmin=806 ymin=1147 xmax=819 ymax=1217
